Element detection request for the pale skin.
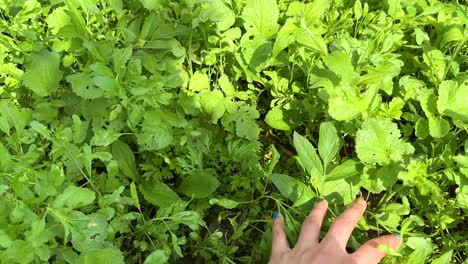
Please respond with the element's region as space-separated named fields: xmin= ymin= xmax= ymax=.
xmin=269 ymin=198 xmax=401 ymax=264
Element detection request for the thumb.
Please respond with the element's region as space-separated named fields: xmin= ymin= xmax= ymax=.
xmin=271 ymin=213 xmax=290 ymax=258
xmin=351 ymin=234 xmax=402 ymax=264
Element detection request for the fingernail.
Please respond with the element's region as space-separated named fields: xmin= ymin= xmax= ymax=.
xmin=273 ymin=212 xmax=280 ymax=219
xmin=394 ymin=234 xmax=401 ymax=239
xmin=356 ymin=197 xmax=366 ymax=204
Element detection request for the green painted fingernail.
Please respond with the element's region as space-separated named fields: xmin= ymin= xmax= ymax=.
xmin=394 ymin=234 xmax=401 ymax=239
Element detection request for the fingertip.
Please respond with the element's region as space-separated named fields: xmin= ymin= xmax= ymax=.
xmin=273 ymin=212 xmax=281 ymax=220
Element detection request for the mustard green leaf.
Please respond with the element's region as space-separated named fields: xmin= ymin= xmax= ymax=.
xmin=437 ymin=80 xmax=468 ymax=122
xmin=23 ymin=50 xmax=63 ymax=97
xmin=242 ymin=0 xmax=279 ymax=39
xmin=356 ymin=118 xmax=414 ymax=165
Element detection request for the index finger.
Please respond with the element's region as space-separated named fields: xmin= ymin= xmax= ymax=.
xmin=322 ymin=197 xmax=367 ymax=248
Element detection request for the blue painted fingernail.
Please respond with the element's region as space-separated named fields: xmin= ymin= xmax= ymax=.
xmin=394 ymin=234 xmax=401 ymax=239
xmin=273 ymin=212 xmax=280 ymax=219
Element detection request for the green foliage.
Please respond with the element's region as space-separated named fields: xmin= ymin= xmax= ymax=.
xmin=0 ymin=0 xmax=467 ymax=263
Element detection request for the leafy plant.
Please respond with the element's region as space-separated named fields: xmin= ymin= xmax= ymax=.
xmin=0 ymin=0 xmax=467 ymax=263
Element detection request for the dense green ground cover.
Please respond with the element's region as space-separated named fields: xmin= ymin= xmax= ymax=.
xmin=0 ymin=0 xmax=467 ymax=263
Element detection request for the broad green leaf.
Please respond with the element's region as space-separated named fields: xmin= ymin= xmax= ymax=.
xmin=171 ymin=211 xmax=205 ymax=230
xmin=265 ymin=107 xmax=291 ymax=131
xmin=178 ymin=169 xmax=220 ymax=198
xmin=437 ymin=80 xmax=468 ymax=122
xmin=318 ymin=122 xmax=340 ymax=169
xmin=52 ymin=185 xmax=96 ymax=209
xmin=0 ymin=230 xmax=13 ymax=248
xmin=269 ymin=173 xmax=315 ymax=206
xmin=138 ymin=0 xmax=166 ymax=11
xmin=362 ymin=165 xmax=399 ymax=193
xmin=196 ymin=0 xmax=235 ymax=32
xmin=209 ymin=198 xmax=240 ymax=209
xmin=432 ymin=250 xmax=453 ymax=264
xmin=272 ymin=19 xmax=298 ymax=58
xmin=189 ymin=71 xmax=210 ymax=92
xmin=295 ymin=25 xmax=327 ymax=55
xmin=236 ymin=118 xmax=261 ymax=140
xmin=200 ymin=90 xmax=225 ymax=123
xmin=355 ymin=118 xmax=414 ymax=165
xmin=46 ymin=7 xmax=71 ymax=34
xmin=406 ymin=237 xmax=434 ymax=264
xmin=2 ymin=240 xmax=34 ymax=264
xmin=422 ymin=49 xmax=445 ymax=83
xmin=326 ymin=160 xmax=358 ymax=182
xmin=144 ymin=250 xmax=169 ymax=264
xmin=91 ymin=130 xmax=121 ymax=146
xmin=320 ymin=176 xmax=360 ymax=205
xmin=140 ymin=180 xmax=180 ymax=208
xmin=112 ymin=140 xmax=139 ymax=181
xmin=137 ymin=110 xmax=178 ymax=150
xmin=293 ymin=132 xmax=323 ymax=177
xmin=242 ymin=0 xmax=279 ymax=39
xmin=23 ymin=50 xmax=63 ymax=97
xmin=323 ymin=51 xmax=356 ymax=84
xmin=77 ymin=248 xmax=124 ymax=264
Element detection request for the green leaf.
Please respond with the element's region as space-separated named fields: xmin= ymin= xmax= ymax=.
xmin=406 ymin=237 xmax=434 ymax=264
xmin=77 ymin=248 xmax=124 ymax=264
xmin=130 ymin=182 xmax=140 ymax=209
xmin=320 ymin=176 xmax=361 ymax=205
xmin=189 ymin=71 xmax=210 ymax=92
xmin=195 ymin=0 xmax=235 ymax=32
xmin=22 ymin=50 xmax=63 ymax=97
xmin=242 ymin=0 xmax=279 ymax=39
xmin=269 ymin=173 xmax=315 ymax=206
xmin=437 ymin=80 xmax=468 ymax=122
xmin=265 ymin=107 xmax=291 ymax=131
xmin=91 ymin=130 xmax=121 ymax=146
xmin=323 ymin=51 xmax=356 ymax=84
xmin=293 ymin=132 xmax=323 ymax=177
xmin=272 ymin=19 xmax=298 ymax=58
xmin=30 ymin=121 xmax=51 ymax=140
xmin=178 ymin=169 xmax=220 ymax=198
xmin=140 ymin=180 xmax=180 ymax=208
xmin=112 ymin=140 xmax=139 ymax=181
xmin=355 ymin=118 xmax=414 ymax=165
xmin=200 ymin=90 xmax=225 ymax=123
xmin=318 ymin=122 xmax=340 ymax=170
xmin=52 ymin=185 xmax=96 ymax=209
xmin=209 ymin=198 xmax=240 ymax=209
xmin=432 ymin=250 xmax=453 ymax=264
xmin=326 ymin=160 xmax=358 ymax=182
xmin=138 ymin=0 xmax=165 ymax=11
xmin=2 ymin=240 xmax=34 ymax=264
xmin=144 ymin=250 xmax=169 ymax=264
xmin=422 ymin=49 xmax=445 ymax=83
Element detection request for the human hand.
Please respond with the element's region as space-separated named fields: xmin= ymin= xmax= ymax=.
xmin=269 ymin=198 xmax=401 ymax=264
